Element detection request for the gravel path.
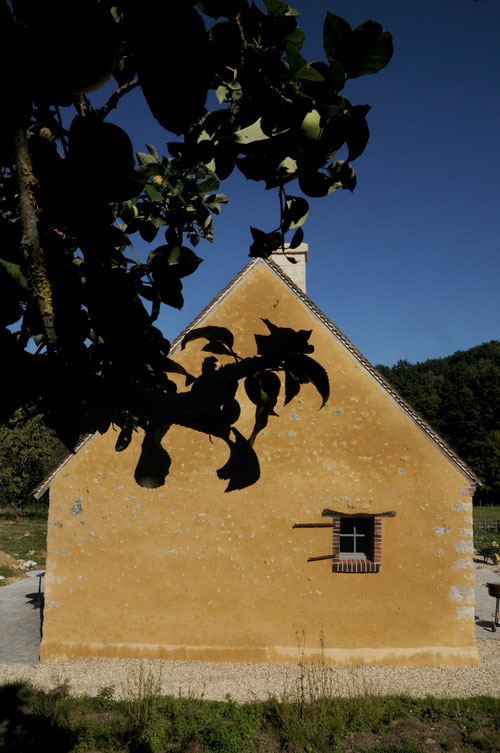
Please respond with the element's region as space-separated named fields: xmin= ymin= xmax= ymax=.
xmin=0 ymin=642 xmax=498 ymax=701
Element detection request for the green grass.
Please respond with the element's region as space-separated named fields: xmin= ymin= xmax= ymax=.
xmin=0 ymin=507 xmax=48 ymax=584
xmin=0 ymin=681 xmax=498 ymax=753
xmin=473 ymin=505 xmax=500 ymax=522
xmin=473 ymin=506 xmax=500 ymax=552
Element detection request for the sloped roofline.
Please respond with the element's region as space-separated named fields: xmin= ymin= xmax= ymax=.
xmin=33 ymin=256 xmax=481 ymax=497
xmin=170 ymin=257 xmax=481 ymax=486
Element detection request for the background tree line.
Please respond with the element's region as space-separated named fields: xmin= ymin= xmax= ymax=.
xmin=377 ymin=340 xmax=500 ymax=506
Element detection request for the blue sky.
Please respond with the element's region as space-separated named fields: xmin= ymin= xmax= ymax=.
xmin=94 ymin=0 xmax=499 ymax=367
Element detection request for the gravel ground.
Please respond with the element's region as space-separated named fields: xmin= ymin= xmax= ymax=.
xmin=0 ymin=641 xmax=498 ymax=702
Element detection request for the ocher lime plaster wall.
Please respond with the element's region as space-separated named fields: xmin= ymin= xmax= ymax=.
xmin=41 ymin=264 xmax=477 ymax=665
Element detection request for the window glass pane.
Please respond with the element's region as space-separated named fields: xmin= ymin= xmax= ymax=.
xmin=340 ymin=519 xmax=355 ymax=534
xmin=340 ymin=535 xmax=355 ymax=553
xmin=339 ymin=517 xmax=374 ymax=559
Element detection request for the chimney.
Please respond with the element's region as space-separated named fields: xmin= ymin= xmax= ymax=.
xmin=270 ymin=242 xmax=308 ymax=293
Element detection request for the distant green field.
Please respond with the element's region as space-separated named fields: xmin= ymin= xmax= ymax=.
xmin=473 ymin=505 xmax=500 ymax=551
xmin=473 ymin=505 xmax=500 ymax=521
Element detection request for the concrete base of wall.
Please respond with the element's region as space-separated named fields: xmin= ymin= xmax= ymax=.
xmin=40 ymin=641 xmax=479 ymax=667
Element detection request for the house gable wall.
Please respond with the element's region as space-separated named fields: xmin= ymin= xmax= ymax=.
xmin=41 ymin=264 xmax=477 ymax=665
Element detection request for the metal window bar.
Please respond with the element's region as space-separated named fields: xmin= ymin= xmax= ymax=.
xmin=340 ymin=519 xmax=371 ymax=559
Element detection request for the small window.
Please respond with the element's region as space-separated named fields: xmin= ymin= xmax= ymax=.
xmin=332 ymin=515 xmax=382 ymax=573
xmin=339 ymin=517 xmax=373 ymax=559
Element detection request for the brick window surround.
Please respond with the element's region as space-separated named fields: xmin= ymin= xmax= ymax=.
xmin=331 ymin=516 xmax=382 ymax=573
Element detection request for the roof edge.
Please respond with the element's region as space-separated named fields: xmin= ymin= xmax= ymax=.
xmin=33 ymin=255 xmax=482 ymax=493
xmin=263 ymin=259 xmax=481 ymax=487
xmin=32 ymin=433 xmax=95 ymax=499
xmin=172 ymin=254 xmax=480 ymax=486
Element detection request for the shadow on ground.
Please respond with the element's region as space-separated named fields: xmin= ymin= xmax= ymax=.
xmin=0 ymin=683 xmax=75 ymax=752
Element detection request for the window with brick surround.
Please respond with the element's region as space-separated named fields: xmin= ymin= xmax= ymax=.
xmin=332 ymin=515 xmax=382 ymax=573
xmin=293 ymin=510 xmax=392 ymax=572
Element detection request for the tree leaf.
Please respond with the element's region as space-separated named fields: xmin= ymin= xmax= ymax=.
xmin=284 ymin=369 xmax=301 ymax=405
xmin=181 ymin=325 xmax=234 ymax=351
xmin=233 ymin=118 xmax=271 ymax=145
xmin=215 ymin=85 xmax=229 ymax=104
xmin=128 ymin=4 xmax=210 ymax=135
xmin=201 ymin=341 xmax=234 ymax=357
xmin=284 ymin=25 xmax=305 ymax=49
xmin=244 ymin=370 xmax=280 ymax=408
xmin=146 ymin=143 xmax=159 ymax=160
xmin=286 ymin=43 xmax=306 ymax=74
xmin=286 ymin=353 xmax=330 ymax=407
xmin=329 ymin=59 xmax=346 ymax=91
xmin=289 ymin=227 xmax=304 ymax=249
xmin=346 ymin=106 xmax=370 ymax=161
xmin=326 ymin=160 xmax=357 ymax=192
xmin=145 ymin=184 xmax=163 ymax=202
xmin=134 ymin=427 xmax=172 ymax=488
xmin=249 ymin=228 xmax=282 ymax=259
xmin=136 ymin=151 xmax=157 ymax=166
xmin=139 ymin=222 xmax=158 ymax=243
xmin=115 ymin=423 xmax=133 ymax=452
xmin=323 ymin=11 xmax=352 ymax=67
xmin=294 ymin=65 xmax=325 ymax=82
xmin=217 ymin=428 xmax=260 ymax=491
xmin=264 ymin=0 xmax=300 ymax=16
xmin=154 ymin=274 xmax=184 ymax=309
xmin=0 ymin=258 xmax=28 ymax=289
xmin=163 ymin=357 xmax=195 ymax=385
xmin=283 ymin=195 xmax=309 ymax=231
xmin=348 ymin=21 xmax=393 ymax=78
xmin=255 ymin=321 xmax=314 ymax=358
xmin=298 ymin=170 xmax=335 ymax=198
xmin=150 ymin=245 xmax=203 ymax=279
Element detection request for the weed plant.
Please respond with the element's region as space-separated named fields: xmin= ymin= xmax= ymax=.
xmin=0 ymin=677 xmax=499 ymax=753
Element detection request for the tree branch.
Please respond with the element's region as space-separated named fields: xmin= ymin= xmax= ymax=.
xmin=95 ymin=79 xmax=140 ymax=120
xmin=13 ymin=125 xmax=57 ymax=346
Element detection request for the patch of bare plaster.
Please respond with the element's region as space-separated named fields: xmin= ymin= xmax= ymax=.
xmin=459 ymin=528 xmax=473 ymax=537
xmin=457 ymin=606 xmax=474 ymax=621
xmin=450 ymin=585 xmax=474 ymax=603
xmin=51 ymin=521 xmax=63 ymax=528
xmin=433 ymin=526 xmax=451 ymax=536
xmin=452 ymin=501 xmax=469 ymax=512
xmin=435 ymin=549 xmax=445 ymax=557
xmin=71 ymin=499 xmax=83 ymax=515
xmin=456 ymin=540 xmax=473 ymax=553
xmin=289 ymin=413 xmax=299 ymax=421
xmin=453 ymin=558 xmax=473 ymax=570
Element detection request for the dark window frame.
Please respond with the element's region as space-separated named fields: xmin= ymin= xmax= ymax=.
xmin=332 ymin=515 xmax=382 ymax=573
